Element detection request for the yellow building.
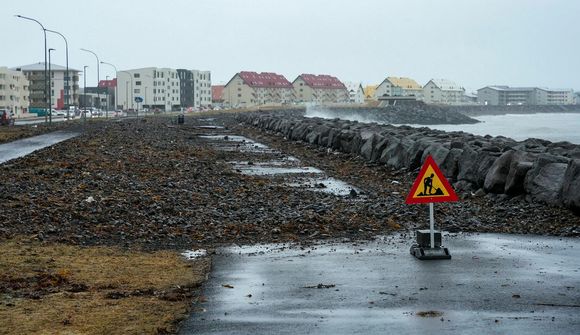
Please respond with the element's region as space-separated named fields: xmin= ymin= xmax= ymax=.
xmin=376 ymin=77 xmax=423 ymax=100
xmin=363 ymin=85 xmax=378 ymax=100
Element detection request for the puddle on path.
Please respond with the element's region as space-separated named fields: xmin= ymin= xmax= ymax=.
xmin=197 ymin=125 xmax=225 ymax=130
xmin=199 ymin=135 xmax=268 ymax=148
xmin=233 ymin=165 xmax=323 ymax=176
xmin=287 ymin=177 xmax=360 ymax=196
xmin=199 ymin=133 xmax=361 ymax=197
xmin=182 ymin=249 xmax=207 ymax=259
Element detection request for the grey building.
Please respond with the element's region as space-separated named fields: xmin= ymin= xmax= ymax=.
xmin=478 ymin=86 xmax=575 ymax=105
xmin=12 ymin=62 xmax=80 ymax=111
xmin=176 ymin=69 xmax=212 ymax=109
xmin=83 ymin=86 xmax=111 ymax=110
xmin=177 ymin=69 xmax=194 ymax=108
xmin=477 ymin=86 xmax=536 ymax=105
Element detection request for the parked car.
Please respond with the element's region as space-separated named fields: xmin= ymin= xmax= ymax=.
xmin=1 ymin=110 xmax=14 ymax=126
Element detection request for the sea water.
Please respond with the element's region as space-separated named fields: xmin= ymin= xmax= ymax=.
xmin=400 ymin=113 xmax=580 ymax=144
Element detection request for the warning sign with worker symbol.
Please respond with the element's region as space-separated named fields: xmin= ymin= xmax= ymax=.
xmin=405 ymin=155 xmax=458 ymax=204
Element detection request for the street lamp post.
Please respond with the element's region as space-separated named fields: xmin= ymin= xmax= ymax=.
xmin=83 ymin=65 xmax=88 ymax=126
xmin=15 ymin=15 xmax=48 ymax=123
xmin=80 ymin=48 xmax=103 ymax=118
xmin=118 ymin=70 xmax=134 ymax=113
xmin=45 ymin=29 xmax=69 ymax=119
xmin=100 ymin=61 xmax=119 ymax=114
xmin=48 ymin=48 xmax=55 ymax=124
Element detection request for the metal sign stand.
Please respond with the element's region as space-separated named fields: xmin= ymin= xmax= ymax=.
xmin=409 ymin=202 xmax=451 ymax=260
xmin=429 ymin=202 xmax=435 ymax=249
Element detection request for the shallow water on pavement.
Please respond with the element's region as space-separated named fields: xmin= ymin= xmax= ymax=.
xmin=179 ymin=233 xmax=580 ymax=335
xmin=200 ymin=132 xmax=360 ymax=197
xmin=0 ymin=130 xmax=80 ymax=164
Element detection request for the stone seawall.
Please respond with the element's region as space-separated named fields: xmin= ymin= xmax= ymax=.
xmin=309 ymin=106 xmax=480 ymax=125
xmin=237 ymin=111 xmax=580 ymax=213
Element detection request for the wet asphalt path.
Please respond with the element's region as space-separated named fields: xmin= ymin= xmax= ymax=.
xmin=180 ymin=233 xmax=580 ymax=335
xmin=0 ymin=131 xmax=79 ymax=164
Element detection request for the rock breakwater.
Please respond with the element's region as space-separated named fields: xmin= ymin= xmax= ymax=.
xmin=238 ymin=111 xmax=580 ymax=213
xmin=305 ymin=105 xmax=479 ymax=125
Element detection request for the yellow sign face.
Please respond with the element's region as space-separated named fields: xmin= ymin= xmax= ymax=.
xmin=406 ymin=155 xmax=458 ymax=204
xmin=410 ymin=165 xmax=452 ymax=198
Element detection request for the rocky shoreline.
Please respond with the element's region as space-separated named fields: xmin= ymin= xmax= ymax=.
xmin=237 ymin=111 xmax=580 ymax=214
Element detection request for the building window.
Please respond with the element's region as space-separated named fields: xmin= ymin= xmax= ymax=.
xmin=134 ymin=89 xmax=140 ymax=93
xmin=237 ymin=94 xmax=241 ymax=97
xmin=135 ymin=81 xmax=142 ymax=86
xmin=134 ymin=73 xmax=140 ymax=78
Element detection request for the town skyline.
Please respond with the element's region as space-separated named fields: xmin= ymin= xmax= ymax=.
xmin=3 ymin=0 xmax=579 ymax=92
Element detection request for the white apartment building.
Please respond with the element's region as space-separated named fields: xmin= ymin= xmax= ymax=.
xmin=535 ymin=88 xmax=575 ymax=105
xmin=0 ymin=67 xmax=30 ymax=117
xmin=344 ymin=82 xmax=365 ymax=104
xmin=375 ymin=77 xmax=423 ymax=100
xmin=117 ymin=67 xmax=181 ymax=111
xmin=423 ymin=79 xmax=465 ymax=105
xmin=193 ymin=70 xmax=212 ymax=107
xmin=12 ymin=62 xmax=80 ymax=111
xmin=477 ymin=86 xmax=575 ymax=105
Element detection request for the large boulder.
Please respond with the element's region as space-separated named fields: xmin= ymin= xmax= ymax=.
xmin=349 ymin=133 xmax=364 ymax=155
xmin=484 ymin=150 xmax=516 ymax=193
xmin=421 ymin=143 xmax=450 ymax=167
xmin=370 ymin=136 xmax=390 ymax=162
xmin=290 ymin=123 xmax=310 ymax=141
xmin=326 ymin=128 xmax=342 ymax=149
xmin=503 ymin=151 xmax=536 ymax=195
xmin=360 ymin=134 xmax=379 ymax=161
xmin=457 ymin=148 xmax=498 ymax=187
xmin=561 ymin=159 xmax=580 ymax=213
xmin=504 ymin=161 xmax=533 ymax=195
xmin=440 ymin=148 xmax=463 ymax=180
xmin=338 ymin=131 xmax=356 ymax=153
xmin=524 ymin=154 xmax=569 ymax=205
xmin=381 ymin=138 xmax=415 ymax=170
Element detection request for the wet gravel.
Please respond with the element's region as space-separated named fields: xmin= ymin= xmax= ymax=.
xmin=0 ymin=114 xmax=578 ymax=251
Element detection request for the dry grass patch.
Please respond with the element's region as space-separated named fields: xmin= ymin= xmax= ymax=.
xmin=0 ymin=237 xmax=210 ymax=335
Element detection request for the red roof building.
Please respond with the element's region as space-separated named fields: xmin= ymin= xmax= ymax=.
xmin=293 ymin=74 xmax=349 ymax=104
xmin=298 ymin=74 xmax=346 ymax=89
xmin=223 ymin=71 xmax=295 ymax=107
xmin=212 ymin=85 xmax=225 ymax=103
xmin=98 ymin=78 xmax=117 ymax=88
xmin=238 ymin=71 xmax=293 ymax=88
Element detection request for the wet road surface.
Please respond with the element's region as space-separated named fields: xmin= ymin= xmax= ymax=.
xmin=0 ymin=131 xmax=79 ymax=164
xmin=180 ymin=233 xmax=580 ymax=334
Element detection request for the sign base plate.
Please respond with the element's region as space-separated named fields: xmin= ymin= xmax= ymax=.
xmin=410 ymin=244 xmax=451 ymax=260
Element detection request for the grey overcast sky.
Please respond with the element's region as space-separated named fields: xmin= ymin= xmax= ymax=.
xmin=2 ymin=0 xmax=579 ymax=92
